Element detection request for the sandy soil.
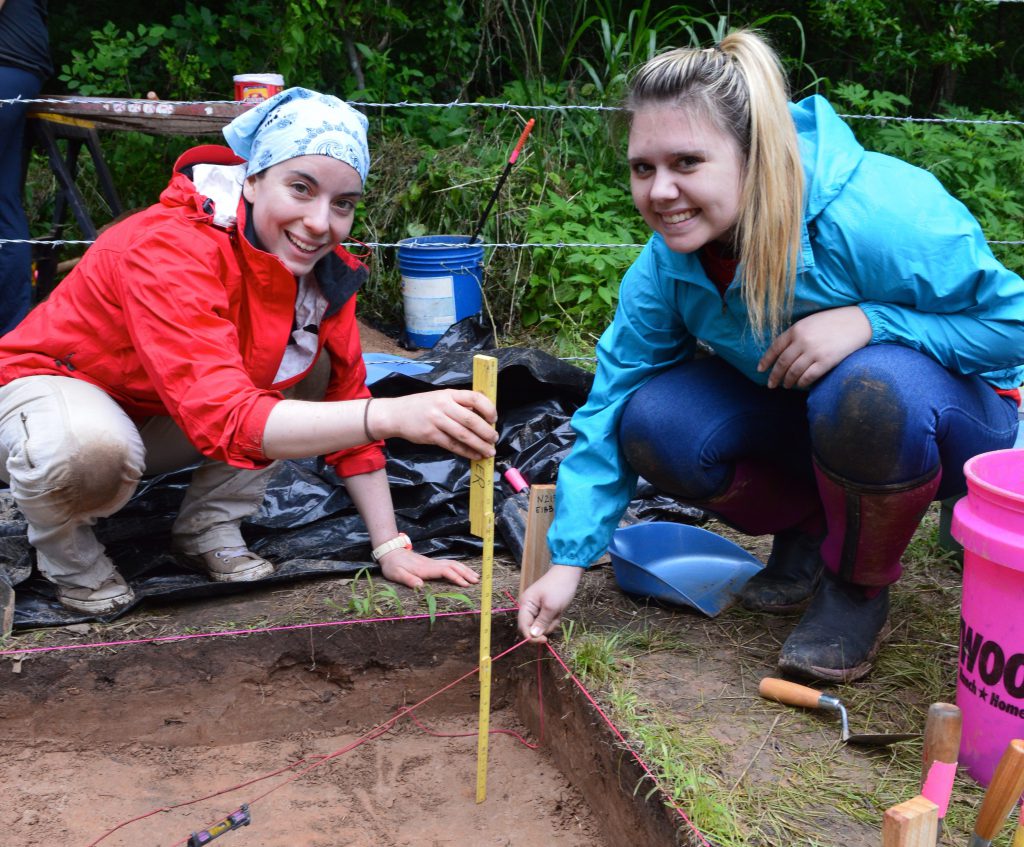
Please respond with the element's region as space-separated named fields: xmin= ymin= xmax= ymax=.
xmin=0 ymin=616 xmax=607 ymax=847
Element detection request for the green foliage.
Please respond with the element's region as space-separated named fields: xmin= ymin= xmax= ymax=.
xmin=519 ymin=168 xmax=644 ymax=341
xmin=35 ymin=1 xmax=1024 ymax=344
xmin=810 ymin=0 xmax=997 ymax=109
xmin=563 ymin=0 xmax=696 ymax=99
xmin=833 ymin=83 xmax=1024 ymax=274
xmin=559 ymin=622 xmax=632 ymax=684
xmin=60 ymin=21 xmax=170 ymax=97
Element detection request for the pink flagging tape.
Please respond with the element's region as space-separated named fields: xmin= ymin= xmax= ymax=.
xmin=921 ymin=759 xmax=958 ymax=817
xmin=543 ymin=642 xmax=713 ymax=847
xmin=0 ymin=606 xmax=517 ymax=658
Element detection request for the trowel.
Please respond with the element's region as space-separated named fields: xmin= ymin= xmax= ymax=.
xmin=758 ymin=678 xmax=918 ymax=747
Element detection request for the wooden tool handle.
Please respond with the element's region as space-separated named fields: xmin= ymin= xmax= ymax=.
xmin=974 ymin=739 xmax=1024 ymax=841
xmin=758 ymin=677 xmax=827 ymax=710
xmin=921 ymin=702 xmax=962 ymax=780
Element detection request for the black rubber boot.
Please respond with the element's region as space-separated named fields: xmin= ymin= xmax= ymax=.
xmin=777 ymin=573 xmax=890 ymax=683
xmin=739 ymin=529 xmax=823 ymax=613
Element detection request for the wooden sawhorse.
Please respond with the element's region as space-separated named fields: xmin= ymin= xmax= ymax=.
xmin=24 ymin=110 xmax=124 ymax=299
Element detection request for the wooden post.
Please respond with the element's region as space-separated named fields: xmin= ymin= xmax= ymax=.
xmin=0 ymin=570 xmax=14 ymax=639
xmin=518 ymin=484 xmax=555 ymax=595
xmin=882 ymin=795 xmax=938 ymax=847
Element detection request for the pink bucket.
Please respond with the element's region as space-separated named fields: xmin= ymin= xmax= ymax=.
xmin=951 ymin=449 xmax=1024 ymax=787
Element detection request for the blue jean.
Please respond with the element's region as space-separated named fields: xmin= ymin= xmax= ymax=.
xmin=620 ymin=345 xmax=1019 ymax=506
xmin=0 ymin=66 xmax=43 ymax=336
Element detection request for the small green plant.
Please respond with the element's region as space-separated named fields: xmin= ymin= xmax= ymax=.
xmin=327 ymin=567 xmax=405 ymax=618
xmin=421 ymin=589 xmax=475 ymax=627
xmin=559 ymin=623 xmax=630 ymax=685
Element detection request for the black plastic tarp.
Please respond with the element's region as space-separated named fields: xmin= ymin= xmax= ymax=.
xmin=2 ymin=318 xmax=702 ymax=629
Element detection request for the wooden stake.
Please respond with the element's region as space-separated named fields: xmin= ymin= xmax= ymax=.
xmin=882 ymin=795 xmax=938 ymax=847
xmin=919 ymin=701 xmax=961 ymax=840
xmin=469 ymin=354 xmax=497 ymax=805
xmin=0 ymin=570 xmax=14 ymax=639
xmin=518 ymin=484 xmax=555 ymax=595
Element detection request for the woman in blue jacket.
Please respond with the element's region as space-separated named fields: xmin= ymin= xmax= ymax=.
xmin=518 ymin=29 xmax=1024 ymax=682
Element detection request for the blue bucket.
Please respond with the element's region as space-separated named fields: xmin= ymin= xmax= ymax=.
xmin=397 ymin=235 xmax=484 ymax=348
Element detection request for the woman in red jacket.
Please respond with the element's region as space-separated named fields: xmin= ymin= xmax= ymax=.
xmin=0 ymin=87 xmax=497 ymax=615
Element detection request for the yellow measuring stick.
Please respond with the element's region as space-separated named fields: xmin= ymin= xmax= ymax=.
xmin=469 ymin=354 xmax=497 ymax=804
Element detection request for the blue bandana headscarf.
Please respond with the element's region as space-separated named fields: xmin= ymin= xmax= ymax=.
xmin=222 ymin=87 xmax=370 ymax=183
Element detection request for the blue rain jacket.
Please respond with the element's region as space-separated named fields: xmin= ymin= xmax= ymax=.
xmin=548 ymin=94 xmax=1024 ymax=568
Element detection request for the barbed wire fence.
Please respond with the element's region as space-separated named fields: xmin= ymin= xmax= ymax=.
xmin=1 ymin=96 xmax=1022 ymax=250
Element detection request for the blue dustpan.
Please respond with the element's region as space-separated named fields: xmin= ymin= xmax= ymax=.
xmin=608 ymin=522 xmax=763 ymax=617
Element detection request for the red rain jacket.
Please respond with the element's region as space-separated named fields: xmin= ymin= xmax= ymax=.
xmin=0 ymin=145 xmax=384 ymax=478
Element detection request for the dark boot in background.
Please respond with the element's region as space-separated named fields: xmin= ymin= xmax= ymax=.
xmin=739 ymin=528 xmax=824 ymax=613
xmin=774 ymin=461 xmax=942 ymax=682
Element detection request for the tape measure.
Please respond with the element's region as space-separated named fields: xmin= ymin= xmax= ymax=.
xmin=469 ymin=354 xmax=497 ymax=804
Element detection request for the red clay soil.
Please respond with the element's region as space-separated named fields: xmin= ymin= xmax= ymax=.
xmin=0 ymin=618 xmax=608 ymax=847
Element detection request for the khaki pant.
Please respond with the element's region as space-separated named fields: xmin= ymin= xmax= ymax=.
xmin=0 ymin=375 xmax=278 ymax=591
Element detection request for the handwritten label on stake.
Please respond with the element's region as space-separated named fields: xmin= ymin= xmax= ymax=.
xmin=519 ymin=484 xmax=556 ymax=595
xmin=469 ymin=354 xmax=497 ymax=804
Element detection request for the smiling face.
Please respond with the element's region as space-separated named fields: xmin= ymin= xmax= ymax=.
xmin=242 ymin=154 xmax=363 ymax=276
xmin=628 ymin=104 xmax=745 ymax=254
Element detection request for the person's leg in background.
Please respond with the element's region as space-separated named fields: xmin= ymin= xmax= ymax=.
xmin=620 ymin=356 xmax=826 ymax=612
xmin=0 ymin=375 xmax=145 ymax=614
xmin=157 ymin=353 xmax=332 ymax=581
xmin=0 ymin=66 xmax=43 ymax=335
xmin=783 ymin=344 xmax=1020 ymax=682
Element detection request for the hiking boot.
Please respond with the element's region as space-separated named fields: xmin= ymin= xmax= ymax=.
xmin=56 ymin=572 xmax=135 ymax=615
xmin=181 ymin=546 xmax=275 ymax=583
xmin=739 ymin=529 xmax=823 ymax=613
xmin=777 ymin=573 xmax=890 ymax=683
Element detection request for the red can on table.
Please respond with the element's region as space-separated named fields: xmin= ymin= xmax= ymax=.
xmin=233 ymin=73 xmax=285 ymax=103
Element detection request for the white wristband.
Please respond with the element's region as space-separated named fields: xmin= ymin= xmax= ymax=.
xmin=371 ymin=532 xmax=412 ymax=562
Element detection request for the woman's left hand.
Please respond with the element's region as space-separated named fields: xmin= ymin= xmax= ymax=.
xmin=758 ymin=306 xmax=873 ymax=389
xmin=378 ymin=547 xmax=480 ymax=590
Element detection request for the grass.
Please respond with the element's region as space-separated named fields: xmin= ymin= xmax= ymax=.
xmin=551 ymin=504 xmax=1002 ymax=846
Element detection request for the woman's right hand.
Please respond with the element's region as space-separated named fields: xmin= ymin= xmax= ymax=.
xmin=517 ymin=565 xmax=585 ymax=643
xmin=373 ymin=389 xmax=497 ymax=460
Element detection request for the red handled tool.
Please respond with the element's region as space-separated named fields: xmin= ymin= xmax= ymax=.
xmin=471 ymin=119 xmax=536 ymax=242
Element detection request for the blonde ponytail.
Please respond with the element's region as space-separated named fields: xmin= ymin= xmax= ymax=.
xmin=625 ymin=29 xmax=804 ymax=340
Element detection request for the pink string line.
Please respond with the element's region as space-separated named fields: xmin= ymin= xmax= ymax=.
xmin=543 ymin=640 xmax=713 ymax=847
xmin=67 ymin=587 xmax=704 ymax=844
xmin=84 ymin=637 xmax=533 ymax=847
xmin=499 ymin=586 xmax=708 ymax=845
xmin=1 ymin=606 xmax=518 ymax=657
